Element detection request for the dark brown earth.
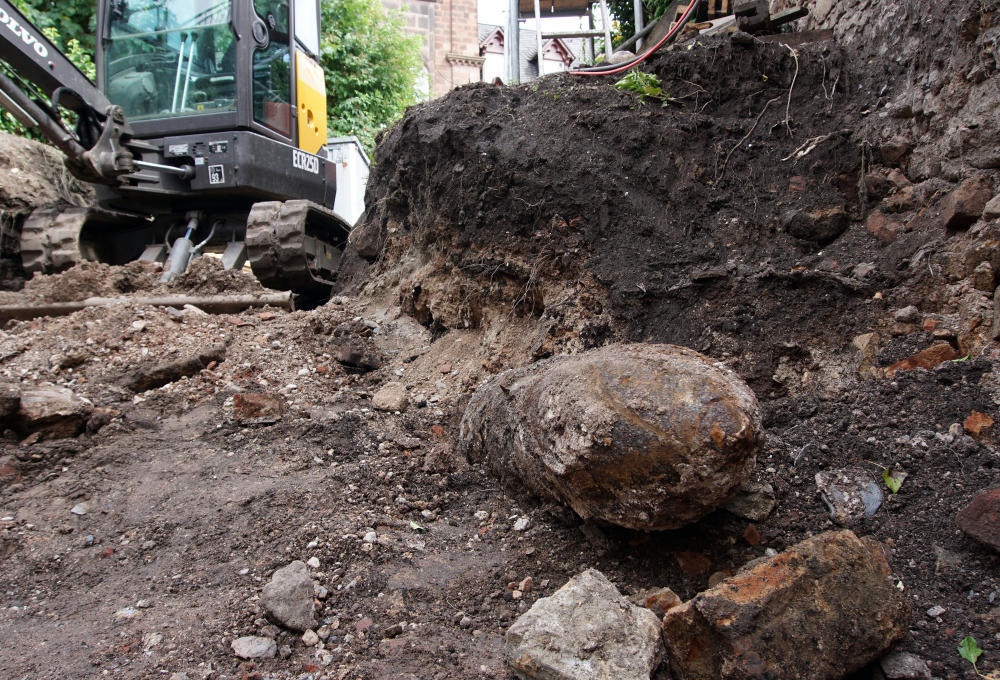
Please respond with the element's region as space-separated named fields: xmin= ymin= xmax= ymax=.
xmin=2 ymin=0 xmax=1000 ymax=678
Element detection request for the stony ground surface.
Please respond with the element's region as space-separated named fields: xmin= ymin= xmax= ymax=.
xmin=2 ymin=1 xmax=1000 ymax=679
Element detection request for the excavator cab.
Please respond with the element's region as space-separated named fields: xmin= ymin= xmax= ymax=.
xmin=97 ymin=0 xmax=327 ymax=154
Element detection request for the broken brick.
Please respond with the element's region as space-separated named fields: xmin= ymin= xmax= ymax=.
xmin=788 ymin=176 xmax=808 ymax=193
xmin=886 ymin=343 xmax=958 ymax=376
xmin=964 ymin=410 xmax=994 ymax=439
xmin=232 ymin=392 xmax=286 ymax=425
xmin=866 ymin=211 xmax=902 ymax=244
xmin=957 ymin=488 xmax=1000 ymax=553
xmin=675 ymin=551 xmax=712 ymax=576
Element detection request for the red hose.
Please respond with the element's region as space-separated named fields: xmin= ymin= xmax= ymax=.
xmin=569 ymin=0 xmax=699 ymax=76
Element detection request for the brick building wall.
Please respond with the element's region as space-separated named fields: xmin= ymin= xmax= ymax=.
xmin=382 ymin=0 xmax=484 ymax=98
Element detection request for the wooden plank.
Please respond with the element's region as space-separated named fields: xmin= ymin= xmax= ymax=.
xmin=541 ymin=30 xmax=608 ymax=39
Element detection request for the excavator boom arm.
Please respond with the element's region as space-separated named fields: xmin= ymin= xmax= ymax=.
xmin=0 ymin=0 xmax=135 ymax=183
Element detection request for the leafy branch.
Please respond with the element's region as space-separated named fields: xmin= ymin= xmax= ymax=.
xmin=614 ymin=70 xmax=674 ymax=107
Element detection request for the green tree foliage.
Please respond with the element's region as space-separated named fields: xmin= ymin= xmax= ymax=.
xmin=16 ymin=0 xmax=96 ymax=52
xmin=321 ymin=0 xmax=425 ymax=153
xmin=0 ymin=0 xmax=96 ymax=137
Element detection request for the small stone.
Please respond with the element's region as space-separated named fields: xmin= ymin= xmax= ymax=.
xmin=16 ymin=386 xmax=92 ymax=439
xmin=743 ymin=524 xmax=761 ymax=545
xmin=957 ymin=488 xmax=1000 ymax=552
xmin=926 ymin=605 xmax=946 ymax=617
xmin=707 ymin=571 xmax=728 ymax=587
xmin=123 ymin=345 xmax=224 ymax=392
xmin=724 ymin=481 xmax=776 ymax=521
xmin=70 ymin=503 xmax=88 ymax=516
xmin=630 ymin=587 xmax=682 ymax=617
xmin=893 ymin=306 xmax=920 ymax=323
xmin=518 ymin=576 xmax=534 ymax=593
xmin=363 ymin=531 xmax=377 ymax=543
xmin=609 ymin=49 xmax=636 ymax=64
xmin=816 ymin=468 xmax=884 ymax=524
xmin=940 ymin=176 xmax=993 ymax=230
xmin=278 ymin=644 xmax=292 ymax=659
xmin=880 ymin=135 xmax=912 ymax=165
xmin=474 ymin=510 xmax=489 ymax=521
xmin=459 ymin=615 xmax=473 ymax=628
xmin=866 ymin=211 xmax=902 ymax=244
xmin=880 ymin=650 xmax=932 ymax=679
xmin=373 ymin=382 xmax=409 ymax=412
xmin=782 ymin=206 xmax=850 ymax=245
xmin=302 ymin=629 xmax=319 ymax=646
xmin=231 ymin=636 xmax=277 ymax=659
xmin=306 ymin=556 xmax=321 ymax=569
xmin=513 ymin=516 xmax=531 ymax=532
xmin=984 ymin=193 xmax=1000 ymax=220
xmin=675 ymin=552 xmax=711 ymax=576
xmin=972 ymin=261 xmax=995 ymax=292
xmin=261 ymin=561 xmax=316 ymax=632
xmin=131 ymin=320 xmax=147 ymax=332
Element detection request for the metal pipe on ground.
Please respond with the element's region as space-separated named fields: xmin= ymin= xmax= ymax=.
xmin=0 ymin=293 xmax=294 ymax=322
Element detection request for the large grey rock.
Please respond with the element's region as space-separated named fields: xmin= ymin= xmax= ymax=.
xmin=458 ymin=344 xmax=763 ymax=530
xmin=506 ymin=568 xmax=662 ymax=680
xmin=16 ymin=386 xmax=92 ymax=438
xmin=261 ymin=561 xmax=315 ymax=632
xmin=231 ymin=636 xmax=277 ymax=659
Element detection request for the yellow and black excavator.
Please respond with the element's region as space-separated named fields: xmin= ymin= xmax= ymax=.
xmin=0 ymin=0 xmax=350 ymax=294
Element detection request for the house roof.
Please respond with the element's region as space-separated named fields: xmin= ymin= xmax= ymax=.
xmin=478 ymin=23 xmax=581 ymax=80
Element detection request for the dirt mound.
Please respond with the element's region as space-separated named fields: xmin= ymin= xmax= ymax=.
xmin=344 ymin=38 xmax=899 ymax=390
xmin=0 ymin=131 xmax=92 ymax=214
xmin=0 ymin=257 xmax=269 ymax=304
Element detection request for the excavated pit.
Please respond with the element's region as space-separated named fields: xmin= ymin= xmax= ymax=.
xmin=0 ymin=0 xmax=999 ymax=678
